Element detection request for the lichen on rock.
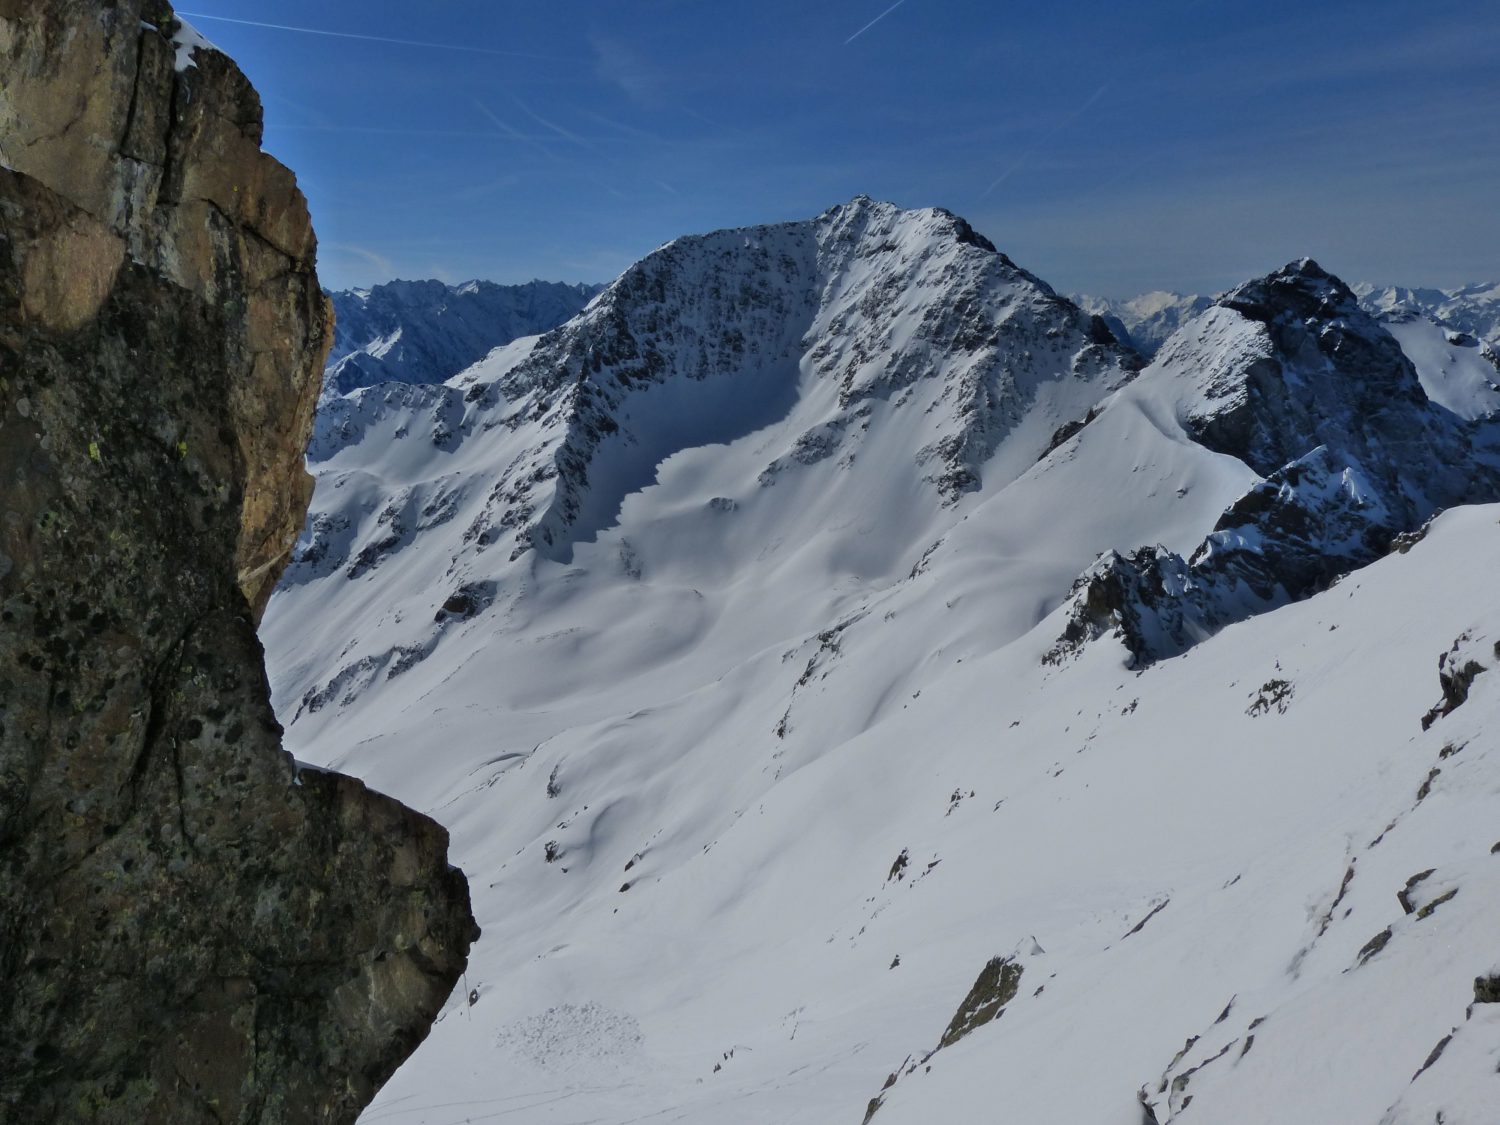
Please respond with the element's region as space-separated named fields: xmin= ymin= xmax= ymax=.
xmin=0 ymin=3 xmax=477 ymax=1122
xmin=861 ymin=955 xmax=1024 ymax=1121
xmin=937 ymin=955 xmax=1025 ymax=1050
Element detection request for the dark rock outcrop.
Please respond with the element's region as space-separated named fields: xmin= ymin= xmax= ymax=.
xmin=1051 ymin=260 xmax=1500 ymax=666
xmin=861 ymin=955 xmax=1025 ymax=1121
xmin=1420 ymin=631 xmax=1496 ymax=730
xmin=936 ymin=955 xmax=1025 ymax=1049
xmin=0 ymin=3 xmax=477 ymax=1121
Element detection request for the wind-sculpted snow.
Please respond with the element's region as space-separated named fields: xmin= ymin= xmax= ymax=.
xmin=1052 ymin=260 xmax=1500 ymax=665
xmin=264 ymin=211 xmax=1500 ymax=1125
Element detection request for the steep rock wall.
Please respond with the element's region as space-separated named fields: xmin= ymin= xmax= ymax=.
xmin=0 ymin=2 xmax=478 ymax=1121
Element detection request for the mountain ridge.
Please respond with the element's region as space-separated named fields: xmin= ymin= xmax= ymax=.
xmin=1051 ymin=258 xmax=1500 ymax=664
xmin=324 ymin=277 xmax=602 ymax=396
xmin=265 ymin=199 xmax=1500 ymax=1125
xmin=452 ymin=195 xmax=1138 ymax=561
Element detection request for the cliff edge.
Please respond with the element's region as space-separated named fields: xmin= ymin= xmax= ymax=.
xmin=0 ymin=2 xmax=478 ymax=1120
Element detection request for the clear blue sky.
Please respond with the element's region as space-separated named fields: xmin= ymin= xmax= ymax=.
xmin=179 ymin=0 xmax=1500 ymax=296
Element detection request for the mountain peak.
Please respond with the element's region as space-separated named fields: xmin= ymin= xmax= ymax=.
xmin=1050 ymin=257 xmax=1500 ymax=667
xmin=446 ymin=199 xmax=1136 ymax=560
xmin=815 ymin=196 xmax=1000 ymax=255
xmin=265 ymin=198 xmax=1500 ymax=1125
xmin=1220 ymin=257 xmax=1361 ymax=325
xmin=931 ymin=205 xmax=998 ymax=253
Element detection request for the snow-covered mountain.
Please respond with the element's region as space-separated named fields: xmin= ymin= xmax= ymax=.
xmin=263 ymin=199 xmax=1500 ymax=1125
xmin=1080 ymin=280 xmax=1500 ymax=423
xmin=1074 ymin=291 xmax=1213 ymax=358
xmin=323 ymin=278 xmax=601 ymax=395
xmin=1078 ymin=284 xmax=1500 ymax=409
xmin=1353 ymin=283 xmax=1500 ymax=420
xmin=1053 ymin=260 xmax=1500 ymax=664
xmin=1356 ymin=281 xmax=1500 ymax=349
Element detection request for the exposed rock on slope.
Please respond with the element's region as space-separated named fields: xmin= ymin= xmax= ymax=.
xmin=862 ymin=955 xmax=1026 ymax=1122
xmin=324 ymin=278 xmax=602 ymax=396
xmin=0 ymin=3 xmax=476 ymax=1121
xmin=1052 ymin=260 xmax=1500 ymax=665
xmin=262 ymin=194 xmax=1500 ymax=1119
xmin=452 ymin=196 xmax=1139 ymax=561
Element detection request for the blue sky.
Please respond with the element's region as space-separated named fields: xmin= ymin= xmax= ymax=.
xmin=180 ymin=0 xmax=1500 ymax=296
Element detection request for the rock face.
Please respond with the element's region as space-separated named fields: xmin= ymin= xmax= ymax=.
xmin=0 ymin=3 xmax=477 ymax=1122
xmin=324 ymin=278 xmax=603 ymax=396
xmin=1052 ymin=261 xmax=1500 ymax=665
xmin=455 ymin=195 xmax=1139 ymax=561
xmin=862 ymin=955 xmax=1025 ymax=1122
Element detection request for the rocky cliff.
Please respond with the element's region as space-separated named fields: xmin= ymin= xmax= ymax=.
xmin=1050 ymin=260 xmax=1500 ymax=665
xmin=0 ymin=2 xmax=477 ymax=1121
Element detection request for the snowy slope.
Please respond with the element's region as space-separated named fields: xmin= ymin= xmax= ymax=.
xmin=1053 ymin=260 xmax=1500 ymax=664
xmin=1366 ymin=307 xmax=1500 ymax=420
xmin=262 ymin=203 xmax=1500 ymax=1125
xmin=324 ymin=278 xmax=601 ymax=395
xmin=1357 ymin=281 xmax=1500 ymax=350
xmin=867 ymin=505 xmax=1500 ymax=1125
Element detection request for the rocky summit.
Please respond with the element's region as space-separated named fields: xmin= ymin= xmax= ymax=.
xmin=0 ymin=3 xmax=476 ymax=1122
xmin=1051 ymin=259 xmax=1500 ymax=665
xmin=4 ymin=7 xmax=1497 ymax=1121
xmin=266 ymin=195 xmax=1500 ymax=1123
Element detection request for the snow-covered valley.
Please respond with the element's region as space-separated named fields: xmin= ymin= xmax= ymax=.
xmin=262 ymin=198 xmax=1500 ymax=1124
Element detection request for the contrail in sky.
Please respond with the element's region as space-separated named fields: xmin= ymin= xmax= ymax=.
xmin=512 ymin=98 xmax=593 ymax=150
xmin=844 ymin=0 xmax=909 ymax=45
xmin=474 ymin=100 xmax=624 ymax=199
xmin=982 ymin=83 xmax=1111 ymax=197
xmin=475 ymin=101 xmax=550 ymax=154
xmin=176 ymin=12 xmax=553 ymax=59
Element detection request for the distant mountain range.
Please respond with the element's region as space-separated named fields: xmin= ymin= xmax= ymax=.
xmin=1077 ymin=281 xmax=1500 ymax=360
xmin=1073 ymin=291 xmax=1215 ymax=357
xmin=322 ymin=278 xmax=602 ymax=395
xmin=326 ymin=274 xmax=1499 ymax=403
xmin=1355 ymin=281 xmax=1500 ymax=347
xmin=269 ymin=200 xmax=1500 ymax=1125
